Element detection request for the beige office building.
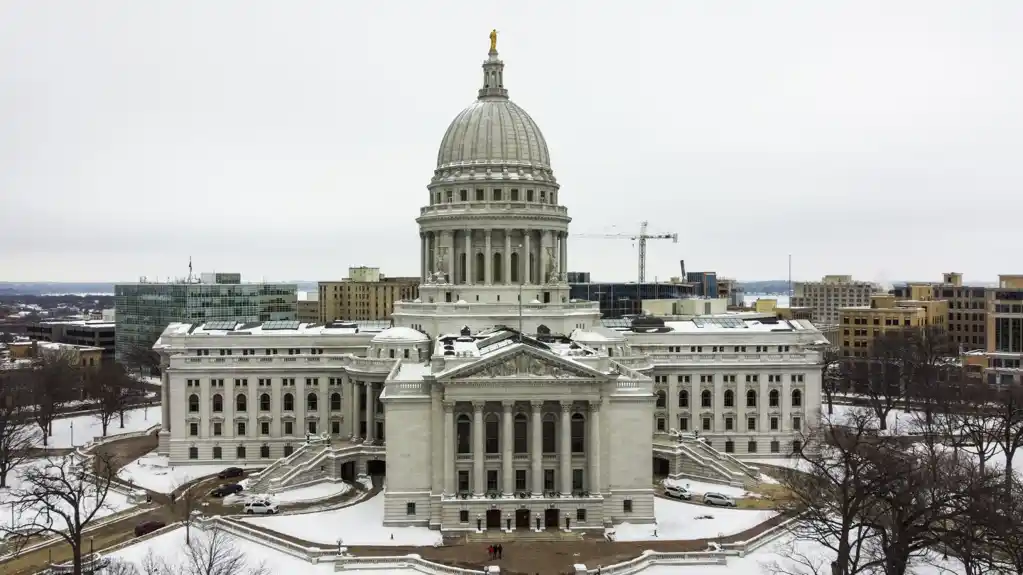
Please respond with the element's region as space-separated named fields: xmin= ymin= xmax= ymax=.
xmin=318 ymin=267 xmax=419 ymax=322
xmin=791 ymin=275 xmax=876 ymax=325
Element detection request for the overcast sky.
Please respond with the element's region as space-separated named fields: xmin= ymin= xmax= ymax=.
xmin=1 ymin=1 xmax=1020 ymax=284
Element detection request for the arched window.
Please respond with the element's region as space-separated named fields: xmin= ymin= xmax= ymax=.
xmin=188 ymin=394 xmax=199 ymax=413
xmin=493 ymin=252 xmax=503 ymax=283
xmin=655 ymin=390 xmax=666 ymax=408
xmin=456 ymin=414 xmax=471 ymax=454
xmin=510 ymin=252 xmax=519 ymax=283
xmin=768 ymin=389 xmax=779 ymax=407
xmin=330 ymin=393 xmax=342 ymax=411
xmin=485 ymin=413 xmax=499 ymax=454
xmin=259 ymin=393 xmax=271 ymax=411
xmin=701 ymin=390 xmax=712 ymax=408
xmin=791 ymin=389 xmax=803 ymax=407
xmin=236 ymin=394 xmax=247 ymax=412
xmin=513 ymin=413 xmax=527 ymax=453
xmin=283 ymin=393 xmax=294 ymax=411
xmin=389 ymin=349 xmax=395 ymax=359
xmin=678 ymin=390 xmax=689 ymax=408
xmin=475 ymin=252 xmax=485 ymax=283
xmin=307 ymin=393 xmax=318 ymax=411
xmin=571 ymin=413 xmax=585 ymax=453
xmin=458 ymin=253 xmax=467 ymax=284
xmin=542 ymin=414 xmax=556 ymax=453
xmin=746 ymin=390 xmax=757 ymax=407
xmin=212 ymin=394 xmax=223 ymax=413
xmin=724 ymin=389 xmax=734 ymax=408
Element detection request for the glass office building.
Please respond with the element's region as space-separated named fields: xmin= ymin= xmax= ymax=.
xmin=569 ymin=281 xmax=694 ymax=319
xmin=114 ymin=277 xmax=297 ymax=361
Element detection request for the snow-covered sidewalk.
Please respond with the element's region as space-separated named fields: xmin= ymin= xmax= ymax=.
xmin=117 ymin=450 xmax=261 ymax=494
xmin=610 ymin=496 xmax=777 ymax=542
xmin=241 ymin=490 xmax=442 ymax=546
xmin=34 ymin=407 xmax=161 ymax=449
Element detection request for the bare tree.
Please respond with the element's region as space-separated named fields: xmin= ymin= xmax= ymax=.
xmin=776 ymin=409 xmax=888 ymax=575
xmin=987 ymin=474 xmax=1023 ymax=575
xmin=28 ymin=347 xmax=81 ymax=446
xmin=821 ymin=347 xmax=841 ymax=416
xmin=170 ymin=476 xmax=206 ymax=545
xmin=173 ymin=525 xmax=269 ymax=575
xmin=4 ymin=452 xmax=117 ymax=574
xmin=987 ymin=386 xmax=1023 ymax=492
xmin=121 ymin=342 xmax=161 ymax=379
xmin=84 ymin=363 xmax=134 ymax=437
xmin=0 ymin=369 xmax=39 ymax=487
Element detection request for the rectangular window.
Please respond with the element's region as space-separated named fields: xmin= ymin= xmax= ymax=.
xmin=725 ymin=417 xmax=733 ymax=431
xmin=189 ymin=423 xmax=198 ymax=437
xmin=793 ymin=417 xmax=802 ymax=430
xmin=623 ymin=499 xmax=633 ymax=513
xmin=237 ymin=422 xmax=246 ymax=436
xmin=458 ymin=470 xmax=470 ymax=492
xmin=307 ymin=421 xmax=317 ymax=434
xmin=748 ymin=441 xmax=757 ymax=453
xmin=770 ymin=417 xmax=778 ymax=431
xmin=510 ymin=188 xmax=519 ymax=201
xmin=487 ymin=470 xmax=498 ymax=491
xmin=260 ymin=422 xmax=270 ymax=435
xmin=679 ymin=417 xmax=688 ymax=431
xmin=576 ymin=508 xmax=586 ymax=522
xmin=544 ymin=469 xmax=555 ymax=490
xmin=702 ymin=417 xmax=711 ymax=431
xmin=573 ymin=469 xmax=584 ymax=490
xmin=493 ymin=189 xmax=502 ymax=201
xmin=516 ymin=469 xmax=527 ymax=490
xmin=656 ymin=418 xmax=665 ymax=432
xmin=460 ymin=510 xmax=469 ymax=523
xmin=331 ymin=421 xmax=341 ymax=435
xmin=213 ymin=423 xmax=222 ymax=436
xmin=284 ymin=422 xmax=293 ymax=436
xmin=747 ymin=417 xmax=756 ymax=431
xmin=406 ymin=502 xmax=416 ymax=515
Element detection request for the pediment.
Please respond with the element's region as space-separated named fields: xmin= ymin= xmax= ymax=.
xmin=442 ymin=347 xmax=601 ymax=381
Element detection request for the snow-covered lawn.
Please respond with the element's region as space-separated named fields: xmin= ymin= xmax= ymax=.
xmin=825 ymin=403 xmax=924 ymax=434
xmin=664 ymin=477 xmax=754 ymax=499
xmin=34 ymin=406 xmax=160 ymax=449
xmin=0 ymin=458 xmax=136 ymax=534
xmin=222 ymin=481 xmax=352 ymax=507
xmin=610 ymin=496 xmax=777 ymax=542
xmin=241 ymin=490 xmax=442 ymax=546
xmin=107 ymin=525 xmax=338 ymax=574
xmin=117 ymin=450 xmax=262 ymax=494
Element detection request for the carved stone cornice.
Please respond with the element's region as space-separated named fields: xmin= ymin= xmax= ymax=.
xmin=442 ymin=401 xmax=456 ymax=412
xmin=588 ymin=402 xmax=601 ymax=413
xmin=530 ymin=400 xmax=544 ymax=410
xmin=559 ymin=402 xmax=572 ymax=413
xmin=471 ymin=401 xmax=486 ymax=412
xmin=501 ymin=400 xmax=515 ymax=410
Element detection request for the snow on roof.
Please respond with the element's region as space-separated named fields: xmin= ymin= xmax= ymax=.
xmin=159 ymin=320 xmax=388 ymax=338
xmin=371 ymin=327 xmax=429 ymax=343
xmin=8 ymin=341 xmax=103 ymax=352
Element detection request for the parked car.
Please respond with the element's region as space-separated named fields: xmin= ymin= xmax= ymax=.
xmin=664 ymin=485 xmax=692 ymax=500
xmin=134 ymin=520 xmax=166 ymax=537
xmin=703 ymin=492 xmax=737 ymax=507
xmin=243 ymin=500 xmax=279 ymax=515
xmin=210 ymin=483 xmax=244 ymax=498
xmin=217 ymin=467 xmax=244 ymax=479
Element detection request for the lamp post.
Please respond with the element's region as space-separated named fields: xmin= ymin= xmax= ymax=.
xmin=70 ymin=420 xmax=74 ymax=447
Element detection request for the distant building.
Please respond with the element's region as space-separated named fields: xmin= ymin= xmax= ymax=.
xmin=838 ymin=290 xmax=948 ymax=358
xmin=296 ymin=297 xmax=320 ymax=324
xmin=792 ymin=275 xmax=877 ymax=325
xmin=892 ymin=272 xmax=987 ymax=350
xmin=569 ymin=281 xmax=695 ymax=319
xmin=686 ymin=272 xmax=719 ymax=298
xmin=25 ymin=319 xmax=115 ymax=360
xmin=642 ymin=297 xmax=728 ymax=317
xmin=114 ymin=273 xmax=296 ymax=362
xmin=8 ymin=340 xmax=104 ymax=368
xmin=983 ymin=274 xmax=1023 ymax=385
xmin=318 ymin=267 xmax=419 ymax=323
xmin=717 ymin=278 xmax=742 ymax=307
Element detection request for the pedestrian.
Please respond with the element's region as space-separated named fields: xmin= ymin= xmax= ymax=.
xmin=487 ymin=545 xmax=493 ymax=559
xmin=497 ymin=543 xmax=503 ymax=559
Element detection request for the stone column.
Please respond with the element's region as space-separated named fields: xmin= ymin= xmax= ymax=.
xmin=443 ymin=401 xmax=455 ymax=495
xmin=559 ymin=402 xmax=572 ymax=495
xmin=365 ymin=383 xmax=375 ymax=443
xmin=484 ymin=229 xmax=493 ymax=285
xmin=472 ymin=401 xmax=485 ymax=494
xmin=691 ymin=377 xmax=700 ymax=432
xmin=589 ymin=402 xmax=601 ymax=493
xmin=351 ymin=381 xmax=362 ymax=440
xmin=427 ymin=232 xmax=434 ymax=279
xmin=530 ymin=400 xmax=543 ymax=495
xmin=760 ymin=377 xmax=770 ymax=433
xmin=420 ymin=232 xmax=427 ymax=283
xmin=560 ymin=232 xmax=568 ymax=281
xmin=464 ymin=229 xmax=473 ymax=285
xmin=523 ymin=229 xmax=532 ymax=284
xmin=445 ymin=231 xmax=455 ymax=283
xmin=503 ymin=229 xmax=512 ymax=285
xmin=540 ymin=230 xmax=550 ymax=284
xmin=782 ymin=378 xmax=791 ymax=432
xmin=501 ymin=400 xmax=514 ymax=495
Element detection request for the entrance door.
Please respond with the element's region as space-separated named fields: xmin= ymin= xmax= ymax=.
xmin=486 ymin=509 xmax=502 ymax=529
xmin=515 ymin=509 xmax=530 ymax=530
xmin=544 ymin=508 xmax=560 ymax=531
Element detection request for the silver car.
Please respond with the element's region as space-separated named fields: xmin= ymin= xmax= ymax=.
xmin=703 ymin=492 xmax=737 ymax=507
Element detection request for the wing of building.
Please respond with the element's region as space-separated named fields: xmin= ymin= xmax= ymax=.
xmin=154 ymin=38 xmax=827 ymax=534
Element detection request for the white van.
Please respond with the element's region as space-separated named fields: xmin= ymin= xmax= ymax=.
xmin=664 ymin=485 xmax=692 ymax=500
xmin=243 ymin=500 xmax=279 ymax=515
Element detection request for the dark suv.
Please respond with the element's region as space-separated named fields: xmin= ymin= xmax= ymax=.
xmin=210 ymin=483 xmax=244 ymax=498
xmin=134 ymin=520 xmax=166 ymax=537
xmin=217 ymin=467 xmax=244 ymax=479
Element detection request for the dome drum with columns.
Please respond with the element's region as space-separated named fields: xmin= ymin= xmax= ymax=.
xmin=408 ymin=39 xmax=579 ymax=331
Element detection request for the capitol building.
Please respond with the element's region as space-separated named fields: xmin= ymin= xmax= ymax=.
xmin=155 ymin=36 xmax=826 ymax=533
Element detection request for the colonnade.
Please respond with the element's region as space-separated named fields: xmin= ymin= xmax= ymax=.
xmin=349 ymin=381 xmax=381 ymax=443
xmin=441 ymin=399 xmax=601 ymax=498
xmin=420 ymin=229 xmax=568 ymax=285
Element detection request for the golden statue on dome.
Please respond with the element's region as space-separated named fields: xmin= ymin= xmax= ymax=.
xmin=489 ymin=29 xmax=498 ymax=52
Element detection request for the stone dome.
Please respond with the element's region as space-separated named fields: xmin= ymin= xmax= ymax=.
xmin=435 ymin=46 xmax=551 ymax=170
xmin=371 ymin=326 xmax=430 ymax=344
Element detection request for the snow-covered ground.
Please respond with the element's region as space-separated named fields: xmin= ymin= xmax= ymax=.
xmin=0 ymin=457 xmax=136 ymax=534
xmin=223 ymin=481 xmax=351 ymax=506
xmin=609 ymin=496 xmax=777 ymax=542
xmin=826 ymin=403 xmax=923 ymax=433
xmin=34 ymin=406 xmax=160 ymax=449
xmin=242 ymin=490 xmax=442 ymax=546
xmin=117 ymin=450 xmax=262 ymax=494
xmin=107 ymin=525 xmax=337 ymax=574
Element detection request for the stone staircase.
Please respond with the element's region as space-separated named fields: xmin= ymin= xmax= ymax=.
xmin=658 ymin=434 xmax=760 ymax=489
xmin=464 ymin=529 xmax=586 ymax=543
xmin=247 ymin=439 xmax=386 ymax=493
xmin=246 ymin=442 xmax=330 ymax=493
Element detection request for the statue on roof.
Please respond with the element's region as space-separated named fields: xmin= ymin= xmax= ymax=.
xmin=489 ymin=29 xmax=498 ymax=53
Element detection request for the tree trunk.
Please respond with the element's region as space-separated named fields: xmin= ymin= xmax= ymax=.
xmin=0 ymin=470 xmax=7 ymax=488
xmin=101 ymin=419 xmax=108 ymax=437
xmin=119 ymin=410 xmax=125 ymax=428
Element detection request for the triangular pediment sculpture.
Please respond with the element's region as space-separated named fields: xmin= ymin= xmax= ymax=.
xmin=443 ymin=347 xmax=601 ymax=381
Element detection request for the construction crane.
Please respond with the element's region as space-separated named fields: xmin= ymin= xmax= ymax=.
xmin=573 ymin=221 xmax=679 ymax=284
